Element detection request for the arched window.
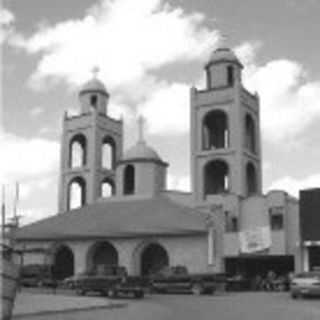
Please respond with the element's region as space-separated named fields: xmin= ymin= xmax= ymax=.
xmin=203 ymin=110 xmax=229 ymax=150
xmin=69 ymin=134 xmax=87 ymax=168
xmin=123 ymin=164 xmax=135 ymax=195
xmin=204 ymin=160 xmax=229 ymax=196
xmin=102 ymin=136 xmax=116 ymax=170
xmin=101 ymin=178 xmax=115 ymax=198
xmin=245 ymin=114 xmax=256 ymax=153
xmin=227 ymin=66 xmax=234 ymax=86
xmin=68 ymin=176 xmax=86 ymax=210
xmin=246 ymin=162 xmax=257 ymax=195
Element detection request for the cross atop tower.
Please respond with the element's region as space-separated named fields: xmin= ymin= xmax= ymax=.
xmin=91 ymin=66 xmax=100 ymax=79
xmin=137 ymin=115 xmax=146 ymax=143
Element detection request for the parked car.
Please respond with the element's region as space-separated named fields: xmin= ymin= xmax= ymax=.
xmin=62 ymin=273 xmax=88 ymax=289
xmin=148 ymin=265 xmax=226 ymax=295
xmin=74 ymin=266 xmax=144 ymax=299
xmin=20 ymin=264 xmax=57 ymax=288
xmin=290 ymin=271 xmax=320 ymax=298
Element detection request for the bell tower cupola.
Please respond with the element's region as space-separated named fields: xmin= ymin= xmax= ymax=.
xmin=79 ymin=67 xmax=109 ymax=115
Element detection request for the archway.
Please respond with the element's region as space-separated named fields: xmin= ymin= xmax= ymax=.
xmin=204 ymin=160 xmax=229 ymax=195
xmin=69 ymin=134 xmax=87 ymax=168
xmin=202 ymin=110 xmax=229 ymax=150
xmin=102 ymin=136 xmax=116 ymax=169
xmin=101 ymin=178 xmax=115 ymax=198
xmin=52 ymin=245 xmax=74 ymax=280
xmin=246 ymin=162 xmax=257 ymax=195
xmin=140 ymin=243 xmax=169 ymax=276
xmin=68 ymin=176 xmax=86 ymax=210
xmin=87 ymin=241 xmax=118 ymax=274
xmin=245 ymin=114 xmax=256 ymax=153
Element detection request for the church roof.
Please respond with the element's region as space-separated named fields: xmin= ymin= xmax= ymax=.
xmin=122 ymin=141 xmax=163 ymax=163
xmin=14 ymin=195 xmax=207 ymax=241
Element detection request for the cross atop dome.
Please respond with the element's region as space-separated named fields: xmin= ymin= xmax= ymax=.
xmin=137 ymin=115 xmax=146 ymax=143
xmin=91 ymin=66 xmax=100 ymax=79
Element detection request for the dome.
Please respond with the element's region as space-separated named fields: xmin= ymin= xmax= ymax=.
xmin=79 ymin=78 xmax=108 ymax=95
xmin=207 ymin=47 xmax=242 ymax=66
xmin=122 ymin=141 xmax=162 ymax=162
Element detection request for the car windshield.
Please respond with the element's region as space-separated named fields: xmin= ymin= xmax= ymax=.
xmin=295 ymin=272 xmax=320 ymax=278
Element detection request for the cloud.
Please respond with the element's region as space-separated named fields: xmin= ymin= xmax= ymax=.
xmin=167 ymin=174 xmax=190 ymax=192
xmin=29 ymin=106 xmax=45 ymax=117
xmin=0 ymin=8 xmax=15 ymax=44
xmin=139 ymin=82 xmax=190 ymax=135
xmin=0 ymin=132 xmax=59 ymax=183
xmin=12 ymin=0 xmax=219 ymax=91
xmin=238 ymin=43 xmax=320 ymax=143
xmin=268 ymin=174 xmax=320 ymax=198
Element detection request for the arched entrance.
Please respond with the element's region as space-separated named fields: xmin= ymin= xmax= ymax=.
xmin=52 ymin=245 xmax=74 ymax=280
xmin=87 ymin=241 xmax=118 ymax=274
xmin=140 ymin=243 xmax=169 ymax=276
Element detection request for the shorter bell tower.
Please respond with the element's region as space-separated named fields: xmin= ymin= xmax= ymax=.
xmin=191 ymin=48 xmax=262 ymax=204
xmin=58 ymin=71 xmax=123 ymax=212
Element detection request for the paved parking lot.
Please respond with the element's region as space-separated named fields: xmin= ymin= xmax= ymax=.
xmin=13 ymin=291 xmax=320 ymax=320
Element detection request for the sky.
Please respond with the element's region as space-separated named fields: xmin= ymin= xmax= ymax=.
xmin=1 ymin=0 xmax=320 ymax=225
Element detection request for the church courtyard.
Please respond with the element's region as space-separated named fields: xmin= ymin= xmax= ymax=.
xmin=12 ymin=291 xmax=320 ymax=320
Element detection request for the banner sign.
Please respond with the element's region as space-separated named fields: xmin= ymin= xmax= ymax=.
xmin=239 ymin=226 xmax=271 ymax=253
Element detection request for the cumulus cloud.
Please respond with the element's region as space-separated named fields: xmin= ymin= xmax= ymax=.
xmin=12 ymin=0 xmax=219 ymax=91
xmin=139 ymin=82 xmax=190 ymax=135
xmin=0 ymin=8 xmax=15 ymax=44
xmin=268 ymin=174 xmax=320 ymax=198
xmin=238 ymin=43 xmax=320 ymax=143
xmin=167 ymin=174 xmax=191 ymax=192
xmin=0 ymin=132 xmax=59 ymax=183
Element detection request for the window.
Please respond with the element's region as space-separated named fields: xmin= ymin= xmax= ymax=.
xmin=245 ymin=114 xmax=256 ymax=153
xmin=269 ymin=207 xmax=284 ymax=230
xmin=227 ymin=66 xmax=234 ymax=86
xmin=246 ymin=162 xmax=257 ymax=195
xmin=90 ymin=95 xmax=98 ymax=107
xmin=270 ymin=214 xmax=283 ymax=230
xmin=123 ymin=164 xmax=135 ymax=195
xmin=225 ymin=211 xmax=238 ymax=233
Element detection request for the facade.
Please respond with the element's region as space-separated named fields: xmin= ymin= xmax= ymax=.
xmin=15 ymin=48 xmax=302 ymax=281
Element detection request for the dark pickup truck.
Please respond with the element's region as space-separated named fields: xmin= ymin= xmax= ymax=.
xmin=74 ymin=266 xmax=144 ymax=299
xmin=149 ymin=266 xmax=226 ymax=295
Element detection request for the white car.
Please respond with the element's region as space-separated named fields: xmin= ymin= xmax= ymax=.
xmin=290 ymin=272 xmax=320 ymax=298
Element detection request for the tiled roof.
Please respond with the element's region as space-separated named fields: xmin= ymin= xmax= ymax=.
xmin=15 ymin=195 xmax=207 ymax=240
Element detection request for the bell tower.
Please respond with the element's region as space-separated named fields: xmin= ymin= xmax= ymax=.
xmin=58 ymin=72 xmax=123 ymax=212
xmin=190 ymin=48 xmax=262 ymax=204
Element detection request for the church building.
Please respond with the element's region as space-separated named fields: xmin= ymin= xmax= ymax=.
xmin=14 ymin=48 xmax=302 ymax=280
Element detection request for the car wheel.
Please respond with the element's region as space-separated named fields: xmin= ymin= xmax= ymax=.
xmin=134 ymin=290 xmax=144 ymax=299
xmin=76 ymin=289 xmax=85 ymax=296
xmin=107 ymin=288 xmax=118 ymax=299
xmin=192 ymin=283 xmax=204 ymax=295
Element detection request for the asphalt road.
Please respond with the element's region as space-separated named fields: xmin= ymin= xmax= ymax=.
xmin=17 ymin=292 xmax=320 ymax=320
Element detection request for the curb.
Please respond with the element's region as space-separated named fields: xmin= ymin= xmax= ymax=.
xmin=12 ymin=302 xmax=127 ymax=319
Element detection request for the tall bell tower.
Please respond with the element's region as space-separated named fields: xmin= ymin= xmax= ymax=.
xmin=190 ymin=48 xmax=262 ymax=204
xmin=58 ymin=72 xmax=123 ymax=212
